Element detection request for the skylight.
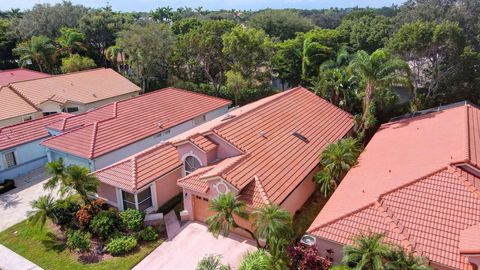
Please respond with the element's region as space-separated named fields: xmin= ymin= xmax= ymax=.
xmin=292 ymin=131 xmax=309 ymax=143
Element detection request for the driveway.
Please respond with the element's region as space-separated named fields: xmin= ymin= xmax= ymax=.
xmin=0 ymin=168 xmax=52 ymax=232
xmin=133 ymin=222 xmax=256 ymax=270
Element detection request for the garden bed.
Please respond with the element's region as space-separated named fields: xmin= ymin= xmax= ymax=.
xmin=292 ymin=189 xmax=330 ymax=239
xmin=0 ymin=220 xmax=164 ymax=270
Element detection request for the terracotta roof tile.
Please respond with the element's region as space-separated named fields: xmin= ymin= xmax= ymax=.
xmin=0 ymin=86 xmax=39 ymax=121
xmin=189 ymin=134 xmax=218 ymax=152
xmin=459 ymin=224 xmax=480 ymax=254
xmin=42 ymin=88 xmax=231 ymax=159
xmin=0 ymin=68 xmax=50 ymax=86
xmin=0 ymin=113 xmax=71 ymax=151
xmin=94 ymin=143 xmax=181 ymax=193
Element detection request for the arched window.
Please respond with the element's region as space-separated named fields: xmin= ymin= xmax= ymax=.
xmin=184 ymin=156 xmax=201 ymax=175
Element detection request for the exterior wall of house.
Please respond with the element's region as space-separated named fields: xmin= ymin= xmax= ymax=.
xmin=47 ymin=149 xmax=92 ymax=169
xmin=280 ymin=168 xmax=318 ymax=215
xmin=207 ymin=134 xmax=242 ymax=159
xmin=97 ymin=182 xmax=118 ymax=207
xmin=315 ymin=238 xmax=344 ymax=263
xmin=0 ymin=138 xmax=48 ymax=180
xmin=154 ymin=167 xmax=183 ymax=207
xmin=178 ymin=143 xmax=208 ymax=167
xmin=38 ymin=101 xmax=63 ymax=114
xmin=80 ymin=92 xmax=140 ymax=112
xmin=0 ymin=111 xmax=43 ymax=128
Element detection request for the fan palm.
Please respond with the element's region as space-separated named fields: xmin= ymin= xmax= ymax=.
xmin=206 ymin=192 xmax=260 ymax=247
xmin=27 ymin=194 xmax=57 ymax=228
xmin=252 ymin=204 xmax=293 ymax=248
xmin=342 ymin=233 xmax=390 ymax=270
xmin=385 ymin=247 xmax=432 ymax=270
xmin=13 ymin=35 xmax=56 ymax=72
xmin=56 ymin=27 xmax=87 ymax=56
xmin=238 ymin=250 xmax=273 ymax=270
xmin=315 ymin=167 xmax=337 ymax=197
xmin=196 ymin=254 xmax=230 ymax=270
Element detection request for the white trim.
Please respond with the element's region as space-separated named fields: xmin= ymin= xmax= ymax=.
xmin=182 ymin=152 xmax=203 ymax=176
xmin=150 ymin=184 xmax=158 ymax=210
xmin=115 ymin=188 xmax=123 ymax=211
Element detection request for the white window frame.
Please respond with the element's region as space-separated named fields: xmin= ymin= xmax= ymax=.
xmin=2 ymin=150 xmax=18 ymax=169
xmin=183 ymin=155 xmax=202 ymax=175
xmin=193 ymin=115 xmax=207 ymax=125
xmin=117 ymin=185 xmax=156 ymax=213
xmin=22 ymin=115 xmax=32 ymax=122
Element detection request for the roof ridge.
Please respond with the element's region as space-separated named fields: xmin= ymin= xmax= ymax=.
xmin=308 ymin=203 xmax=377 ymax=233
xmin=89 ymin=122 xmax=99 ymax=159
xmin=53 ymin=102 xmax=117 ymax=131
xmin=132 ymin=156 xmax=138 ymax=190
xmin=219 ymin=154 xmax=250 ymax=182
xmin=7 ymin=68 xmax=108 ymax=86
xmin=254 ymin=176 xmax=270 ymax=205
xmin=450 ymin=165 xmax=480 ymax=199
xmin=6 ymin=85 xmax=40 ymax=111
xmin=465 ymin=105 xmax=471 ymax=163
xmin=162 ymin=86 xmax=233 ymax=104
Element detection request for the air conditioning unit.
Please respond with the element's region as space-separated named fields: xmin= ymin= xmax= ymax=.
xmin=300 ymin=234 xmax=316 ymax=247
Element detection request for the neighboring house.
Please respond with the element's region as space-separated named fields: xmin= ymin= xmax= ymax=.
xmin=0 ymin=68 xmax=140 ymax=128
xmin=307 ymin=102 xmax=480 ymax=270
xmin=92 ymin=87 xmax=353 ymax=224
xmin=41 ymin=88 xmax=231 ymax=172
xmin=0 ymin=113 xmax=71 ymax=182
xmin=0 ymin=68 xmax=51 ymax=86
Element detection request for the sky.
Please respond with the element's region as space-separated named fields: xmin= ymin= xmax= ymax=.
xmin=1 ymin=0 xmax=406 ymax=12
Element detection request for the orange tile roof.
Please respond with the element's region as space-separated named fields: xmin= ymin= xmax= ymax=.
xmin=460 ymin=224 xmax=480 ymax=255
xmin=308 ymin=103 xmax=480 ymax=270
xmin=0 ymin=68 xmax=50 ymax=86
xmin=9 ymin=68 xmax=140 ymax=106
xmin=94 ymin=143 xmax=181 ymax=193
xmin=0 ymin=86 xmax=39 ymax=121
xmin=188 ymin=134 xmax=218 ymax=152
xmin=41 ymin=88 xmax=231 ymax=159
xmin=0 ymin=113 xmax=71 ymax=151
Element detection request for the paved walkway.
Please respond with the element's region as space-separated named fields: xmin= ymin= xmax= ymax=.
xmin=0 ymin=168 xmax=52 ymax=232
xmin=164 ymin=210 xmax=181 ymax=239
xmin=0 ymin=244 xmax=43 ymax=270
xmin=133 ymin=222 xmax=255 ymax=270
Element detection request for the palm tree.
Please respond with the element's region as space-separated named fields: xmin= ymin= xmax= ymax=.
xmin=349 ymin=49 xmax=411 ymax=130
xmin=206 ymin=192 xmax=260 ymax=247
xmin=385 ymin=247 xmax=432 ymax=270
xmin=106 ymin=45 xmax=125 ymax=73
xmin=196 ymin=254 xmax=230 ymax=270
xmin=28 ymin=194 xmax=57 ymax=228
xmin=238 ymin=250 xmax=273 ymax=270
xmin=56 ymin=27 xmax=87 ymax=56
xmin=342 ymin=233 xmax=390 ymax=270
xmin=13 ymin=36 xmax=56 ymax=72
xmin=315 ymin=138 xmax=362 ymax=197
xmin=44 ymin=158 xmax=67 ymax=192
xmin=252 ymin=204 xmax=292 ymax=248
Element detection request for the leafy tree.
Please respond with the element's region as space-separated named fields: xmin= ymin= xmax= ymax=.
xmin=0 ymin=19 xmax=17 ymax=69
xmin=225 ymin=70 xmax=248 ymax=106
xmin=222 ymin=26 xmax=274 ymax=83
xmin=272 ymin=35 xmax=304 ymax=88
xmin=315 ymin=138 xmax=361 ymax=197
xmin=248 ymin=9 xmax=315 ymax=41
xmin=13 ymin=35 xmax=56 ymax=72
xmin=60 ymin=54 xmax=96 ymax=73
xmin=196 ymin=254 xmax=230 ymax=270
xmin=117 ymin=23 xmax=175 ymax=92
xmin=238 ymin=250 xmax=274 ymax=270
xmin=12 ymin=1 xmax=87 ymax=39
xmin=206 ymin=192 xmax=260 ymax=247
xmin=342 ymin=233 xmax=390 ymax=270
xmin=150 ymin=6 xmax=174 ymax=23
xmin=338 ymin=11 xmax=392 ymax=53
xmin=56 ymin=27 xmax=86 ymax=56
xmin=28 ymin=194 xmax=57 ymax=228
xmin=171 ymin=17 xmax=202 ymax=35
xmin=106 ymin=45 xmax=125 ymax=73
xmin=252 ymin=204 xmax=292 ymax=249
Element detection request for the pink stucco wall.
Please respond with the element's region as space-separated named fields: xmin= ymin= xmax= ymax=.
xmin=177 ymin=143 xmax=208 ymax=167
xmin=315 ymin=238 xmax=344 ymax=263
xmin=154 ymin=167 xmax=183 ymax=207
xmin=281 ymin=168 xmax=318 ymax=215
xmin=97 ymin=182 xmax=118 ymax=206
xmin=207 ymin=134 xmax=242 ymax=159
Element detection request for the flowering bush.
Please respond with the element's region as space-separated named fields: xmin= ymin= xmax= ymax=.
xmin=119 ymin=209 xmax=145 ymax=232
xmin=287 ymin=243 xmax=332 ymax=270
xmin=107 ymin=236 xmax=137 ymax=255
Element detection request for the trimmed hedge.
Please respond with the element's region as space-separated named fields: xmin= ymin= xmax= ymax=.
xmin=107 ymin=236 xmax=137 ymax=255
xmin=0 ymin=179 xmax=15 ymax=194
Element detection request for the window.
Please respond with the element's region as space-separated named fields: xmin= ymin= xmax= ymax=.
xmin=122 ymin=190 xmax=136 ymax=210
xmin=23 ymin=115 xmax=32 ymax=122
xmin=43 ymin=112 xmax=57 ymax=116
xmin=3 ymin=151 xmax=17 ymax=168
xmin=194 ymin=115 xmax=206 ymax=125
xmin=66 ymin=107 xmax=79 ymax=113
xmin=137 ymin=188 xmax=153 ymax=212
xmin=184 ymin=156 xmax=201 ymax=175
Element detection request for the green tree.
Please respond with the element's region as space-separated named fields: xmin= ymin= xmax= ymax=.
xmin=225 ymin=70 xmax=248 ymax=106
xmin=238 ymin=250 xmax=273 ymax=270
xmin=222 ymin=26 xmax=274 ymax=83
xmin=248 ymin=9 xmax=315 ymax=41
xmin=272 ymin=35 xmax=304 ymax=88
xmin=206 ymin=192 xmax=260 ymax=247
xmin=252 ymin=204 xmax=292 ymax=248
xmin=0 ymin=19 xmax=17 ymax=69
xmin=27 ymin=194 xmax=57 ymax=228
xmin=117 ymin=23 xmax=175 ymax=92
xmin=196 ymin=254 xmax=230 ymax=270
xmin=56 ymin=27 xmax=86 ymax=56
xmin=171 ymin=17 xmax=202 ymax=35
xmin=315 ymin=138 xmax=361 ymax=197
xmin=150 ymin=7 xmax=174 ymax=23
xmin=385 ymin=247 xmax=433 ymax=270
xmin=342 ymin=233 xmax=390 ymax=270
xmin=106 ymin=45 xmax=125 ymax=73
xmin=13 ymin=35 xmax=56 ymax=72
xmin=60 ymin=54 xmax=96 ymax=73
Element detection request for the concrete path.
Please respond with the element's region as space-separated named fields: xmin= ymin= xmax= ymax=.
xmin=0 ymin=168 xmax=52 ymax=232
xmin=164 ymin=210 xmax=181 ymax=240
xmin=133 ymin=222 xmax=255 ymax=270
xmin=0 ymin=244 xmax=43 ymax=270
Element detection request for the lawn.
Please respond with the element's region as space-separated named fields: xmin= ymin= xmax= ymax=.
xmin=0 ymin=220 xmax=163 ymax=270
xmin=292 ymin=189 xmax=330 ymax=239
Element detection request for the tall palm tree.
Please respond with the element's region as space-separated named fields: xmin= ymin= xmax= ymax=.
xmin=385 ymin=247 xmax=432 ymax=270
xmin=13 ymin=35 xmax=56 ymax=72
xmin=342 ymin=233 xmax=390 ymax=270
xmin=349 ymin=49 xmax=411 ymax=130
xmin=56 ymin=27 xmax=87 ymax=56
xmin=252 ymin=204 xmax=292 ymax=248
xmin=315 ymin=167 xmax=337 ymax=197
xmin=27 ymin=194 xmax=57 ymax=228
xmin=196 ymin=254 xmax=230 ymax=270
xmin=106 ymin=45 xmax=125 ymax=73
xmin=238 ymin=250 xmax=273 ymax=270
xmin=206 ymin=192 xmax=260 ymax=247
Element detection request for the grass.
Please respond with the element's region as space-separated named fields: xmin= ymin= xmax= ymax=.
xmin=292 ymin=189 xmax=330 ymax=239
xmin=0 ymin=220 xmax=163 ymax=270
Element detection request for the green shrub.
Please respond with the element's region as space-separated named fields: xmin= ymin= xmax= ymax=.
xmin=51 ymin=199 xmax=80 ymax=227
xmin=107 ymin=236 xmax=137 ymax=255
xmin=119 ymin=209 xmax=144 ymax=232
xmin=139 ymin=226 xmax=158 ymax=241
xmin=66 ymin=230 xmax=90 ymax=252
xmin=90 ymin=210 xmax=118 ymax=239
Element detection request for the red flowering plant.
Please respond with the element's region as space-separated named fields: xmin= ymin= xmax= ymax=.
xmin=287 ymin=242 xmax=332 ymax=270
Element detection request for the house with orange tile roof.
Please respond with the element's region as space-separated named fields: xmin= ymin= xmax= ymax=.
xmin=41 ymin=88 xmax=231 ymax=178
xmin=307 ymin=101 xmax=480 ymax=270
xmin=0 ymin=113 xmax=71 ymax=182
xmin=0 ymin=68 xmax=140 ymax=128
xmin=91 ymin=87 xmax=353 ymax=222
xmin=0 ymin=68 xmax=51 ymax=87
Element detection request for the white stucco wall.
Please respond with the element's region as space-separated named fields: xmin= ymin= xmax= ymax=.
xmin=0 ymin=111 xmax=43 ymax=128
